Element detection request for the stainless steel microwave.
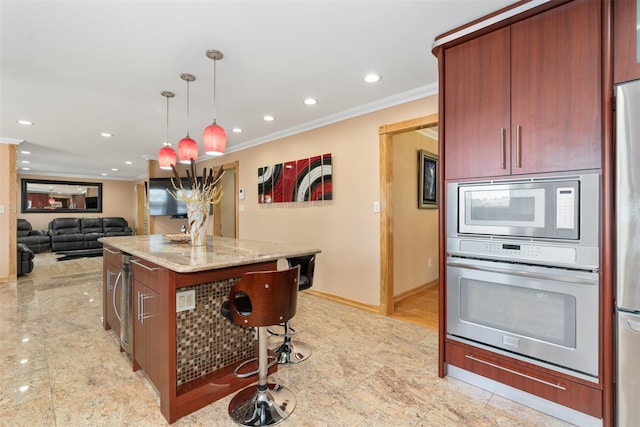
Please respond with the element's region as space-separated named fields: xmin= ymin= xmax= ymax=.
xmin=447 ymin=173 xmax=600 ymax=245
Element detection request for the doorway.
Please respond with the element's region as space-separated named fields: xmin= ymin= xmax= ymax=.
xmin=378 ymin=114 xmax=439 ymax=323
xmin=213 ymin=160 xmax=239 ymax=238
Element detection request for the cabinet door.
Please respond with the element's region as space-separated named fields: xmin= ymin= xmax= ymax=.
xmin=444 ymin=27 xmax=511 ymax=179
xmin=614 ymin=0 xmax=640 ymax=84
xmin=511 ymin=0 xmax=601 ymax=174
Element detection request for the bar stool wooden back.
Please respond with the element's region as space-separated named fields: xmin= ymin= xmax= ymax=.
xmin=222 ymin=265 xmax=300 ymax=426
xmin=268 ymin=255 xmax=315 ymax=364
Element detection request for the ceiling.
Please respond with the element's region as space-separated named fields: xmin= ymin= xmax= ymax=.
xmin=1 ymin=0 xmax=512 ymax=181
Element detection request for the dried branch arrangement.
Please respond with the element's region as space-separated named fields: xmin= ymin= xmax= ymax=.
xmin=167 ymin=159 xmax=224 ymax=205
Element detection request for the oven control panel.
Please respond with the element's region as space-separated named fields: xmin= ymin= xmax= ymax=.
xmin=456 ymin=239 xmax=577 ymax=265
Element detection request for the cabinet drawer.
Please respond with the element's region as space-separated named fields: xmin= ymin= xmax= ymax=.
xmin=103 ymin=245 xmax=121 ymax=267
xmin=446 ymin=340 xmax=602 ymax=418
xmin=131 ymin=258 xmax=164 ymax=292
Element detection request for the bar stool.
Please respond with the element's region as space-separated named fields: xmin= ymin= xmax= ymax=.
xmin=268 ymin=255 xmax=315 ymax=364
xmin=221 ymin=265 xmax=300 ymax=426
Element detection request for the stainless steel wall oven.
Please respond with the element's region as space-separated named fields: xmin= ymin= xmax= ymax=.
xmin=446 ymin=173 xmax=600 ymax=380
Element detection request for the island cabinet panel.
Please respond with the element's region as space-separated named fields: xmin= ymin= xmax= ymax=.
xmin=446 ymin=340 xmax=603 ymax=418
xmin=614 ymin=0 xmax=640 ymax=83
xmin=103 ymin=245 xmax=122 ymax=335
xmin=131 ymin=258 xmax=170 ymax=401
xmin=443 ymin=0 xmax=602 ymax=180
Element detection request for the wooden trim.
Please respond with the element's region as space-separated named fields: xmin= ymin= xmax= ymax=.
xmin=9 ymin=144 xmax=17 ymax=281
xmin=306 ymin=289 xmax=379 ymax=313
xmin=600 ymin=1 xmax=614 ymax=425
xmin=392 ymin=279 xmax=438 ymax=304
xmin=378 ymin=114 xmax=439 ymax=316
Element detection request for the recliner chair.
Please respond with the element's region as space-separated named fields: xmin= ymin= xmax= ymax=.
xmin=17 ymin=243 xmax=34 ymax=276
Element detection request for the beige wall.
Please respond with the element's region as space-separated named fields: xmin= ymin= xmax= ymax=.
xmin=17 ymin=174 xmax=136 ymax=231
xmin=392 ymin=131 xmax=439 ymax=296
xmin=202 ymin=96 xmax=438 ymax=306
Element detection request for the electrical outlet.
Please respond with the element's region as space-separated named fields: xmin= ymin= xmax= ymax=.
xmin=176 ymin=290 xmax=196 ymax=312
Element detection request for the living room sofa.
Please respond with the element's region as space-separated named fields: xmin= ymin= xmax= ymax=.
xmin=17 ymin=219 xmax=51 ymax=253
xmin=48 ymin=217 xmax=133 ymax=252
xmin=17 ymin=243 xmax=34 ymax=276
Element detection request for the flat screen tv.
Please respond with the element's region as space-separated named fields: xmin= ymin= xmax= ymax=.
xmin=149 ymin=178 xmax=190 ymax=217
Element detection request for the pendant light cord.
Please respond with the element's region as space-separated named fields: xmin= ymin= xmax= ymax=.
xmin=212 ymin=59 xmax=217 ymax=124
xmin=186 ymin=79 xmax=191 ymax=136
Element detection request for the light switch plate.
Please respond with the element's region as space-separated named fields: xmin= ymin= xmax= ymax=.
xmin=0 ymin=205 xmax=4 ymax=214
xmin=176 ymin=290 xmax=196 ymax=312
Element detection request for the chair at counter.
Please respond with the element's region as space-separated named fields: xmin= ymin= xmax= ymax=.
xmin=221 ymin=265 xmax=301 ymax=426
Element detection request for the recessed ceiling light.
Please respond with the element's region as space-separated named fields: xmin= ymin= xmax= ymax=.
xmin=232 ymin=128 xmax=243 ymax=133
xmin=125 ymin=161 xmax=132 ymax=165
xmin=100 ymin=132 xmax=113 ymax=138
xmin=20 ymin=150 xmax=31 ymax=155
xmin=101 ymin=173 xmax=108 ymax=176
xmin=21 ymin=160 xmax=30 ymax=164
xmin=111 ymin=168 xmax=118 ymax=172
xmin=303 ymin=98 xmax=318 ymax=105
xmin=22 ymin=167 xmax=30 ymax=171
xmin=17 ymin=120 xmax=33 ymax=126
xmin=363 ymin=73 xmax=381 ymax=83
xmin=263 ymin=115 xmax=275 ymax=122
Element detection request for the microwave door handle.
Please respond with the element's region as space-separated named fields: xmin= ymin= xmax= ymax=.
xmin=447 ymin=260 xmax=596 ymax=286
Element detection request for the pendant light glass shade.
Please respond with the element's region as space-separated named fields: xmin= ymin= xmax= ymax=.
xmin=158 ymin=145 xmax=177 ymax=170
xmin=178 ymin=135 xmax=198 ymax=164
xmin=178 ymin=73 xmax=198 ymax=164
xmin=203 ymin=122 xmax=226 ymax=156
xmin=158 ymin=91 xmax=176 ymax=170
xmin=203 ymin=49 xmax=226 ymax=156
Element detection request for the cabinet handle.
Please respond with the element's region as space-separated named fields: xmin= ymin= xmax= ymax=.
xmin=499 ymin=128 xmax=506 ymax=169
xmin=137 ymin=290 xmax=153 ymax=323
xmin=107 ymin=270 xmax=114 ymax=292
xmin=113 ymin=272 xmax=122 ymax=322
xmin=131 ymin=259 xmax=160 ymax=271
xmin=464 ymin=354 xmax=566 ymax=390
xmin=515 ymin=125 xmax=522 ymax=168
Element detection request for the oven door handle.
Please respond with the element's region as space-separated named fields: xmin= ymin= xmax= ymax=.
xmin=447 ymin=260 xmax=597 ymax=285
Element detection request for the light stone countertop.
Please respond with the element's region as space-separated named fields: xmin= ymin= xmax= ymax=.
xmin=99 ymin=235 xmax=320 ymax=273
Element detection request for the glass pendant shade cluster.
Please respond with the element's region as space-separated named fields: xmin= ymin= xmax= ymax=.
xmin=156 ymin=49 xmax=226 ymax=170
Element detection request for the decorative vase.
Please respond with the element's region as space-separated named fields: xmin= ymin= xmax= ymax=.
xmin=186 ymin=201 xmax=211 ymax=246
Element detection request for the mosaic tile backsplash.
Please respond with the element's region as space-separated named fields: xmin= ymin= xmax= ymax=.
xmin=175 ymin=277 xmax=255 ymax=386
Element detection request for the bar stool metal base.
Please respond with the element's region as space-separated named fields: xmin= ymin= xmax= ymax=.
xmin=228 ymin=383 xmax=296 ymax=426
xmin=268 ymin=336 xmax=312 ymax=364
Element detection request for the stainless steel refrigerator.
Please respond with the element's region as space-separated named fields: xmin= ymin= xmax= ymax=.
xmin=615 ymin=79 xmax=640 ymax=426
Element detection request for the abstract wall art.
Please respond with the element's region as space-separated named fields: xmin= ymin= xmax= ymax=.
xmin=258 ymin=153 xmax=332 ymax=204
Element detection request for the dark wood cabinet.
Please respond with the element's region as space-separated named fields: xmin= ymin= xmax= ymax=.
xmin=614 ymin=0 xmax=640 ymax=83
xmin=446 ymin=340 xmax=603 ymax=418
xmin=444 ymin=27 xmax=511 ymax=179
xmin=444 ymin=0 xmax=602 ymax=180
xmin=103 ymin=246 xmax=122 ymax=335
xmin=131 ymin=258 xmax=168 ymax=391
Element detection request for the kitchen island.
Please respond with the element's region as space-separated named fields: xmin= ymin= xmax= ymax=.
xmin=100 ymin=234 xmax=320 ymax=424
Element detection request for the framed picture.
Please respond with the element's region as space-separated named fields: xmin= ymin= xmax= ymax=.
xmin=419 ymin=149 xmax=438 ymax=209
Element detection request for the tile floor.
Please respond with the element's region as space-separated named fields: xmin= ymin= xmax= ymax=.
xmin=0 ymin=252 xmax=574 ymax=426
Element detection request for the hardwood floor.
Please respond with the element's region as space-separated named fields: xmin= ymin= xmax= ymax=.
xmin=390 ymin=283 xmax=439 ymax=330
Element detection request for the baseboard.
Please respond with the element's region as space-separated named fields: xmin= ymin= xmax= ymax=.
xmin=393 ymin=279 xmax=438 ymax=304
xmin=305 ymin=289 xmax=379 ymax=313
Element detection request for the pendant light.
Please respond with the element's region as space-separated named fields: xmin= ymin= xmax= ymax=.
xmin=177 ymin=73 xmax=198 ymax=164
xmin=157 ymin=91 xmax=176 ymax=170
xmin=203 ymin=49 xmax=227 ymax=156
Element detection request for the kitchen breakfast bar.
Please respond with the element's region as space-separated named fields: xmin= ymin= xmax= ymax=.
xmin=99 ymin=235 xmax=320 ymax=424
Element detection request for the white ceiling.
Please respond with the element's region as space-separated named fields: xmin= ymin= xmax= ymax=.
xmin=1 ymin=0 xmax=512 ymax=181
